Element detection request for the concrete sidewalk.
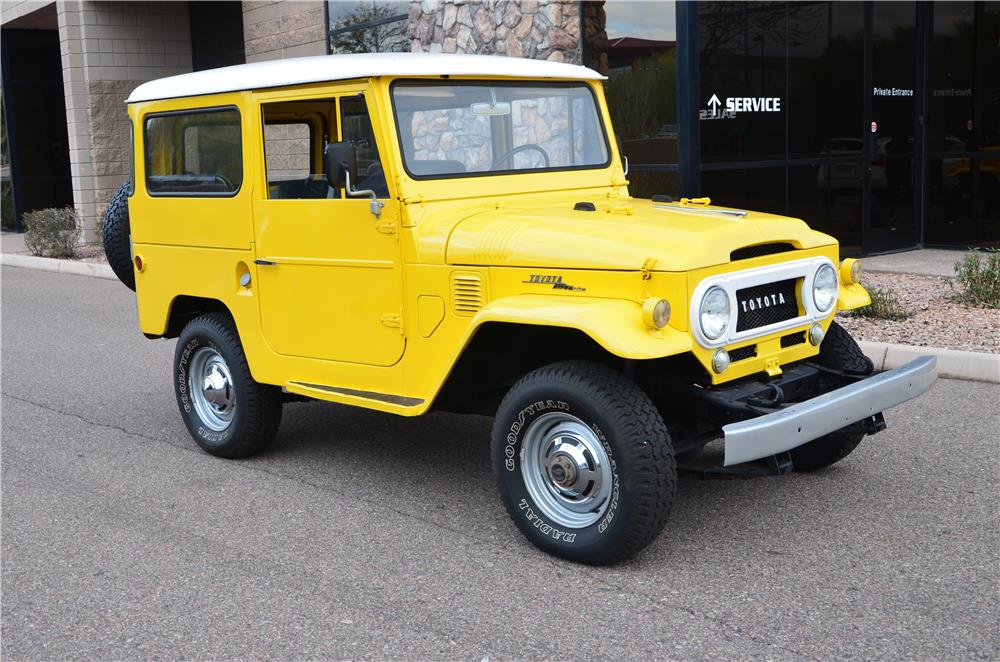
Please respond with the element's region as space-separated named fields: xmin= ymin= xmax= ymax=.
xmin=0 ymin=231 xmax=26 ymax=254
xmin=862 ymin=248 xmax=965 ymax=278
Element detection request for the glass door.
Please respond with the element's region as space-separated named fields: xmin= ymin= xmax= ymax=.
xmin=864 ymin=2 xmax=920 ymax=252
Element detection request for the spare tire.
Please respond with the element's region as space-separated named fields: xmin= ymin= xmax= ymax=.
xmin=102 ymin=181 xmax=135 ymax=291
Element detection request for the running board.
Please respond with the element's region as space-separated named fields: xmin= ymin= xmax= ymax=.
xmin=285 ymin=381 xmax=425 ymax=415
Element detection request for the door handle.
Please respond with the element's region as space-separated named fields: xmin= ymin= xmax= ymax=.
xmin=254 ymin=259 xmax=276 ymax=266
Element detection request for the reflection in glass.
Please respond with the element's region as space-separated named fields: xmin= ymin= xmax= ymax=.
xmin=790 ymin=165 xmax=862 ymax=256
xmin=585 ymin=2 xmax=678 ymax=169
xmin=698 ymin=1 xmax=789 ymax=161
xmin=702 ymin=166 xmax=785 ymax=216
xmin=328 ymin=1 xmax=409 ymax=54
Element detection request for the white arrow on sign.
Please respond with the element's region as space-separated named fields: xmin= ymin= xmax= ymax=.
xmin=708 ymin=94 xmax=722 ymax=112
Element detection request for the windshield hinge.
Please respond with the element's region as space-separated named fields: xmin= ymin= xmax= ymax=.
xmin=641 ymin=257 xmax=657 ymax=281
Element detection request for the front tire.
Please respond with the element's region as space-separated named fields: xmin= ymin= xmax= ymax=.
xmin=790 ymin=322 xmax=873 ymax=471
xmin=491 ymin=361 xmax=676 ymax=564
xmin=174 ymin=313 xmax=282 ymax=458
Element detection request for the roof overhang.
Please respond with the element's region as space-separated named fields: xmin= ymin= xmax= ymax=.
xmin=126 ymin=53 xmax=606 ymax=104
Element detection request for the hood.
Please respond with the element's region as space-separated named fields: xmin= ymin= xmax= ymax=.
xmin=445 ymin=198 xmax=835 ymax=272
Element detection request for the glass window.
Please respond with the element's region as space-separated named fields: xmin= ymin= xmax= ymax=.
xmin=587 ymin=2 xmax=678 ymax=168
xmin=328 ymin=1 xmax=408 ymax=54
xmin=144 ymin=108 xmax=242 ymax=196
xmin=340 ymin=95 xmax=389 ymax=197
xmin=699 ymin=1 xmax=787 ymax=162
xmin=264 ymin=123 xmax=312 ymax=181
xmin=980 ymin=2 xmax=1000 ymax=152
xmin=702 ymin=166 xmax=786 ymax=216
xmin=787 ymin=2 xmax=864 ymax=158
xmin=927 ymin=2 xmax=975 ymax=154
xmin=788 ymin=163 xmax=862 ymax=256
xmin=392 ymin=82 xmax=609 ymax=179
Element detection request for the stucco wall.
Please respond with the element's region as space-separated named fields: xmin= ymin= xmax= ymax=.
xmin=242 ymin=1 xmax=326 ymax=63
xmin=55 ymin=0 xmax=193 ymax=239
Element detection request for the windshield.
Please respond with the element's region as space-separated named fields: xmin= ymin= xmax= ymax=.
xmin=391 ymin=81 xmax=610 ymax=179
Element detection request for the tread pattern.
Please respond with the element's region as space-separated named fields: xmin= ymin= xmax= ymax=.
xmin=791 ymin=322 xmax=870 ymax=471
xmin=102 ymin=182 xmax=135 ymax=291
xmin=495 ymin=360 xmax=677 ymax=564
xmin=175 ymin=313 xmax=282 ymax=458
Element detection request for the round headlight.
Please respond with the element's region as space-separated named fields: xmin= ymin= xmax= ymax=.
xmin=642 ymin=298 xmax=671 ymax=329
xmin=700 ymin=286 xmax=730 ymax=340
xmin=812 ymin=264 xmax=839 ymax=312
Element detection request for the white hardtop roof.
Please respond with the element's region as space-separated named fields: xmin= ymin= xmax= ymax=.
xmin=126 ymin=52 xmax=605 ymax=103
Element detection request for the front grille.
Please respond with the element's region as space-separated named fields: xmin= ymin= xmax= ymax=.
xmin=735 ymin=278 xmax=799 ymax=332
xmin=781 ymin=331 xmax=806 ymax=348
xmin=729 ymin=345 xmax=757 ymax=362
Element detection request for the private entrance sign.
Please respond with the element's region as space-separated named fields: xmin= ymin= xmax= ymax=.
xmin=700 ymin=93 xmax=782 ymax=120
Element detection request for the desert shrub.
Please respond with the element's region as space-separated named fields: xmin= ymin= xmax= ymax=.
xmin=23 ymin=207 xmax=81 ymax=258
xmin=851 ymin=285 xmax=910 ymax=321
xmin=951 ymin=248 xmax=1000 ymax=309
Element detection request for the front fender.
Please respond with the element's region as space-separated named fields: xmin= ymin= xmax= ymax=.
xmin=470 ymin=295 xmax=692 ymax=360
xmin=838 ymin=282 xmax=871 ymax=311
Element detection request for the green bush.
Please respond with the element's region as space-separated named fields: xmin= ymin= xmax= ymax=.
xmin=23 ymin=207 xmax=81 ymax=258
xmin=851 ymin=285 xmax=911 ymax=321
xmin=951 ymin=249 xmax=1000 ymax=309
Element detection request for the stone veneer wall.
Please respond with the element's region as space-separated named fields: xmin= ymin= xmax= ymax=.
xmin=407 ymin=0 xmax=583 ymax=64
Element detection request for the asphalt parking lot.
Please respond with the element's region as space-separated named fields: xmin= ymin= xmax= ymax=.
xmin=2 ymin=265 xmax=998 ymax=660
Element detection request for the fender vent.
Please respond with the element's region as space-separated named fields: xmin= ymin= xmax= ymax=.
xmin=451 ymin=272 xmax=485 ymax=316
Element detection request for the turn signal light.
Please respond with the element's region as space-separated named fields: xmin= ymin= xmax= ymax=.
xmin=840 ymin=258 xmax=861 ymax=284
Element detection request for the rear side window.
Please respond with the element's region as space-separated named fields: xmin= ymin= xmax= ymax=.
xmin=144 ymin=107 xmax=242 ymax=196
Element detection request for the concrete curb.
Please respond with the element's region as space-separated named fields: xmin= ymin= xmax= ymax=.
xmin=1 ymin=253 xmax=116 ymax=280
xmin=858 ymin=340 xmax=1000 ymax=384
xmin=3 ymin=252 xmax=996 ymax=384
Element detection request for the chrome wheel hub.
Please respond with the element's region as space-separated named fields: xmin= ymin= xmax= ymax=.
xmin=521 ymin=412 xmax=613 ymax=529
xmin=189 ymin=347 xmax=235 ymax=432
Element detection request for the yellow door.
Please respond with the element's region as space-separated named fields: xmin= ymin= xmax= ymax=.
xmin=252 ymin=92 xmax=404 ymax=367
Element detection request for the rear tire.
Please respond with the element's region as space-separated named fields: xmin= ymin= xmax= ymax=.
xmin=174 ymin=313 xmax=282 ymax=458
xmin=102 ymin=182 xmax=135 ymax=291
xmin=790 ymin=322 xmax=873 ymax=471
xmin=492 ymin=361 xmax=677 ymax=564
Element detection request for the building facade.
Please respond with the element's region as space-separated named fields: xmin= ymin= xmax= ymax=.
xmin=2 ymin=1 xmax=998 ymax=253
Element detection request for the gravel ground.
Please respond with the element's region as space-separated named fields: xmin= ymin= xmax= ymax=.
xmin=837 ymin=271 xmax=1000 ymax=354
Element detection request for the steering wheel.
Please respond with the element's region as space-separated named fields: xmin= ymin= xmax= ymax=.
xmin=491 ymin=144 xmax=550 ymax=170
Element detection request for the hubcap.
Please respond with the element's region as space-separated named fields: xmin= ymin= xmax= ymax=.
xmin=521 ymin=412 xmax=613 ymax=529
xmin=189 ymin=347 xmax=235 ymax=431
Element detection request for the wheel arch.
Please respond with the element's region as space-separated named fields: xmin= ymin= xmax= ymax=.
xmin=431 ymin=299 xmax=693 ymax=415
xmin=152 ymin=295 xmax=233 ymax=339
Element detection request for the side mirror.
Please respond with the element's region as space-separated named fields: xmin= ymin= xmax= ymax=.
xmin=324 ymin=141 xmax=357 ymax=190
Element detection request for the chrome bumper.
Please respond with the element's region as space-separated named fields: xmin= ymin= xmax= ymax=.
xmin=722 ymin=356 xmax=938 ymax=466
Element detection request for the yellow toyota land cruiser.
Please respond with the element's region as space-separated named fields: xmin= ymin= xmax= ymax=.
xmin=103 ymin=53 xmax=937 ymax=564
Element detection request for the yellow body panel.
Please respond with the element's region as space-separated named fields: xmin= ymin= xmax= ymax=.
xmin=126 ymin=73 xmax=870 ymax=415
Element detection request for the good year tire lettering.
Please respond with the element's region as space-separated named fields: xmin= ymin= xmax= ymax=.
xmin=504 ymin=399 xmax=569 ymax=472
